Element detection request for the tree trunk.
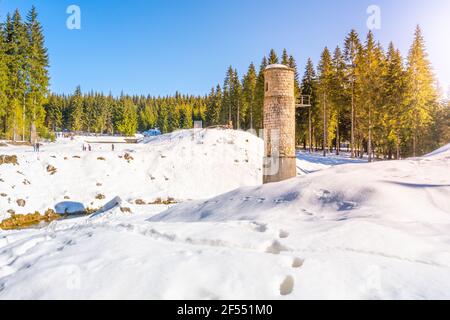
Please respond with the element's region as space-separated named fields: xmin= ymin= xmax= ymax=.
xmin=368 ymin=105 xmax=372 ymax=162
xmin=30 ymin=97 xmax=37 ymax=145
xmin=250 ymin=104 xmax=253 ymax=130
xmin=22 ymin=96 xmax=26 ymax=141
xmin=323 ymin=93 xmax=327 ymax=157
xmin=336 ymin=110 xmax=340 ymax=156
xmin=350 ymin=80 xmax=355 ymax=158
xmin=308 ymin=107 xmax=312 ymax=153
xmin=236 ymin=101 xmax=240 ymax=130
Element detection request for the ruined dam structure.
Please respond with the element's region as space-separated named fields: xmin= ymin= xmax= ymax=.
xmin=263 ymin=64 xmax=297 ymax=184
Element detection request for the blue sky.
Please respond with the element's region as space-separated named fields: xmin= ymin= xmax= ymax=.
xmin=1 ymin=0 xmax=449 ymax=97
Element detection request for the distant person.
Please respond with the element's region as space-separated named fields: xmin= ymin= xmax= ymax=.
xmin=88 ymin=144 xmax=92 ymax=152
xmin=112 ymin=144 xmax=115 ymax=152
xmin=36 ymin=143 xmax=40 ymax=152
xmin=82 ymin=144 xmax=85 ymax=151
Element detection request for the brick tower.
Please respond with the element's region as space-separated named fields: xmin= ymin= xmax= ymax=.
xmin=263 ymin=64 xmax=296 ymax=184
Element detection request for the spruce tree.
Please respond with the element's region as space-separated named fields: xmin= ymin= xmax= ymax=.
xmin=231 ymin=68 xmax=243 ymax=129
xmin=221 ymin=66 xmax=242 ymax=128
xmin=301 ymin=58 xmax=318 ymax=152
xmin=205 ymin=85 xmax=222 ymax=126
xmin=317 ymin=47 xmax=334 ymax=156
xmin=69 ymin=86 xmax=84 ymax=131
xmin=281 ymin=49 xmax=289 ymax=66
xmin=288 ymin=55 xmax=301 ymax=99
xmin=222 ymin=66 xmax=234 ymax=125
xmin=268 ymin=49 xmax=279 ymax=65
xmin=0 ymin=25 xmax=8 ymax=138
xmin=242 ymin=63 xmax=257 ymax=130
xmin=383 ymin=43 xmax=407 ymax=159
xmin=116 ymin=97 xmax=138 ymax=136
xmin=344 ymin=29 xmax=362 ymax=158
xmin=156 ymin=103 xmax=169 ymax=134
xmin=358 ymin=32 xmax=386 ymax=161
xmin=45 ymin=94 xmax=62 ymax=132
xmin=26 ymin=6 xmax=49 ymax=142
xmin=254 ymin=56 xmax=268 ymax=130
xmin=5 ymin=11 xmax=28 ymax=141
xmin=406 ymin=25 xmax=437 ymax=156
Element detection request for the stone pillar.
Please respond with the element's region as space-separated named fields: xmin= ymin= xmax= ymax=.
xmin=263 ymin=64 xmax=296 ymax=184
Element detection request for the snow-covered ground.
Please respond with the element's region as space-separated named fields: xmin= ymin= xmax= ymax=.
xmin=0 ymin=129 xmax=263 ymax=219
xmin=0 ymin=130 xmax=449 ymax=300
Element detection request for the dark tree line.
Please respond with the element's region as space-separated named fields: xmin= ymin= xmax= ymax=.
xmin=45 ymin=89 xmax=206 ymax=136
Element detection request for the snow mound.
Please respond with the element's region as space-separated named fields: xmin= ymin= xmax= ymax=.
xmin=0 ymin=129 xmax=263 ymax=218
xmin=150 ymin=151 xmax=450 ymax=224
xmin=425 ymin=143 xmax=450 ymax=158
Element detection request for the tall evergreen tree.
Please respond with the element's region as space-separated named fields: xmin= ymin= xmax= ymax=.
xmin=0 ymin=24 xmax=9 ymax=138
xmin=383 ymin=43 xmax=407 ymax=159
xmin=242 ymin=63 xmax=257 ymax=130
xmin=317 ymin=47 xmax=334 ymax=156
xmin=300 ymin=58 xmax=318 ymax=152
xmin=69 ymin=86 xmax=84 ymax=131
xmin=344 ymin=29 xmax=362 ymax=157
xmin=357 ymin=32 xmax=385 ymax=161
xmin=405 ymin=25 xmax=437 ymax=156
xmin=222 ymin=66 xmax=242 ymax=129
xmin=205 ymin=85 xmax=222 ymax=126
xmin=26 ymin=6 xmax=49 ymax=142
xmin=5 ymin=10 xmax=28 ymax=141
xmin=268 ymin=49 xmax=279 ymax=65
xmin=281 ymin=49 xmax=289 ymax=66
xmin=288 ymin=55 xmax=301 ymax=99
xmin=116 ymin=97 xmax=138 ymax=136
xmin=331 ymin=46 xmax=347 ymax=155
xmin=254 ymin=56 xmax=268 ymax=130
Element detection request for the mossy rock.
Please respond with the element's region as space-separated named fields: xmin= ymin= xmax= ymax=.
xmin=149 ymin=197 xmax=177 ymax=205
xmin=16 ymin=199 xmax=26 ymax=207
xmin=0 ymin=155 xmax=18 ymax=166
xmin=46 ymin=165 xmax=57 ymax=175
xmin=135 ymin=199 xmax=146 ymax=205
xmin=0 ymin=209 xmax=61 ymax=230
xmin=120 ymin=207 xmax=132 ymax=214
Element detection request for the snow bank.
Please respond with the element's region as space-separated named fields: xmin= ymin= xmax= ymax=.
xmin=425 ymin=143 xmax=450 ymax=158
xmin=151 ymin=153 xmax=450 ymax=223
xmin=0 ymin=129 xmax=263 ymax=219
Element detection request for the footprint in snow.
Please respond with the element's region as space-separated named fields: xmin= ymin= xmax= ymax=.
xmin=265 ymin=240 xmax=289 ymax=255
xmin=250 ymin=222 xmax=267 ymax=233
xmin=279 ymin=230 xmax=289 ymax=239
xmin=292 ymin=257 xmax=304 ymax=269
xmin=279 ymin=275 xmax=295 ymax=296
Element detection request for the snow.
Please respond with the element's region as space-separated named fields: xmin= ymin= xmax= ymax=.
xmin=0 ymin=129 xmax=263 ymax=219
xmin=425 ymin=143 xmax=450 ymax=158
xmin=265 ymin=64 xmax=290 ymax=70
xmin=0 ymin=134 xmax=449 ymax=300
